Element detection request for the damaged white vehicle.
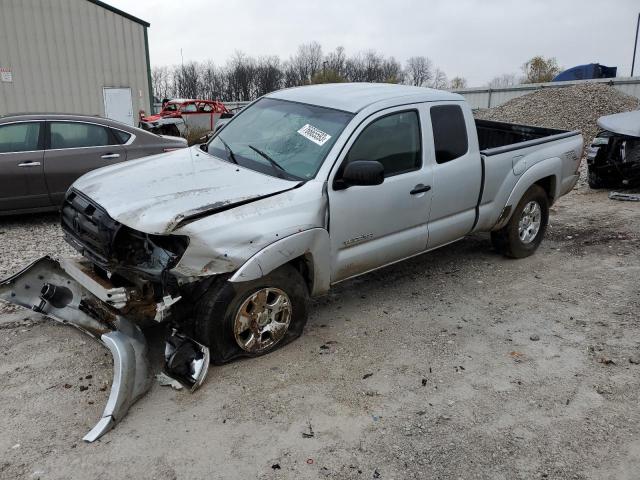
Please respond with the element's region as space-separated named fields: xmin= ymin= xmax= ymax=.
xmin=0 ymin=83 xmax=583 ymax=441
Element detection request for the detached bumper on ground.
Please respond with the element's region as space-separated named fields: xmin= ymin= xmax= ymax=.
xmin=0 ymin=256 xmax=209 ymax=442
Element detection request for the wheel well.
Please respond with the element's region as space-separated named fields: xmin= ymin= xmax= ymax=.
xmin=535 ymin=176 xmax=556 ymax=204
xmin=289 ymin=254 xmax=314 ymax=293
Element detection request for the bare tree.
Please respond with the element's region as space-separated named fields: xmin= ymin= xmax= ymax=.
xmin=342 ymin=50 xmax=398 ymax=83
xmin=151 ymin=66 xmax=172 ymax=100
xmin=431 ymin=68 xmax=448 ymax=89
xmin=382 ymin=57 xmax=403 ymax=83
xmin=174 ymin=62 xmax=200 ymax=99
xmin=199 ymin=61 xmax=227 ymax=100
xmin=449 ymin=76 xmax=467 ymax=89
xmin=290 ymin=41 xmax=323 ymax=85
xmin=254 ymin=56 xmax=283 ymax=97
xmin=487 ymin=73 xmax=519 ymax=88
xmin=361 ymin=51 xmax=384 ymax=82
xmin=282 ymin=61 xmax=299 ymax=88
xmin=404 ymin=56 xmax=433 ymax=87
xmin=345 ymin=53 xmax=366 ymax=82
xmin=225 ymin=52 xmax=257 ymax=101
xmin=325 ymin=46 xmax=347 ymax=78
xmin=521 ymin=56 xmax=560 ymax=84
xmin=152 ymin=42 xmax=454 ymax=101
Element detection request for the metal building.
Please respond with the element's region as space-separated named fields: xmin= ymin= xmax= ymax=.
xmin=0 ymin=0 xmax=152 ymax=125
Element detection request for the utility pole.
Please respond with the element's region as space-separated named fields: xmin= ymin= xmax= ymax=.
xmin=632 ymin=13 xmax=640 ymax=76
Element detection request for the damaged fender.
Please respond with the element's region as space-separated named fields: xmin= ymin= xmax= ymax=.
xmin=139 ymin=116 xmax=186 ymax=136
xmin=229 ymin=228 xmax=331 ymax=296
xmin=84 ymin=320 xmax=150 ymax=442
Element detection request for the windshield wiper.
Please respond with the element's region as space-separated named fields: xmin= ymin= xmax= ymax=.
xmin=218 ymin=137 xmax=238 ymax=165
xmin=248 ymin=144 xmax=301 ymax=180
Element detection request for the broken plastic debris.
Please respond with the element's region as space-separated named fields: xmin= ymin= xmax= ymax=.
xmin=302 ymin=422 xmax=315 ymax=438
xmin=156 ymin=372 xmax=184 ymax=390
xmin=609 ymin=191 xmax=640 ymax=202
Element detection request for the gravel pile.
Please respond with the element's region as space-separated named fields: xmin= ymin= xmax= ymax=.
xmin=474 ymin=83 xmax=640 ymax=143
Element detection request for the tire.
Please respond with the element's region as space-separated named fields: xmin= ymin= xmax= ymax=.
xmin=194 ymin=264 xmax=309 ymax=365
xmin=491 ymin=184 xmax=549 ymax=259
xmin=587 ymin=167 xmax=609 ymax=189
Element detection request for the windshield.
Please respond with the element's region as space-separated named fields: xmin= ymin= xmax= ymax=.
xmin=206 ymin=98 xmax=353 ymax=180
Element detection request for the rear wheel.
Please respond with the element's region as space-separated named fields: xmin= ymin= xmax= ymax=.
xmin=491 ymin=184 xmax=549 ymax=259
xmin=194 ymin=264 xmax=309 ymax=364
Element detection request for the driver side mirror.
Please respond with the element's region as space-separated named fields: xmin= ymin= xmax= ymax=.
xmin=341 ymin=160 xmax=384 ymax=188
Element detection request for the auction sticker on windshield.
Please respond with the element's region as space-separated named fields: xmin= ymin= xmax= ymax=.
xmin=297 ymin=124 xmax=331 ymax=146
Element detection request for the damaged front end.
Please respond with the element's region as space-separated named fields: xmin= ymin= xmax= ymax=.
xmin=0 ymin=190 xmax=210 ymax=442
xmin=588 ymin=110 xmax=640 ymax=188
xmin=138 ymin=116 xmax=186 ymax=137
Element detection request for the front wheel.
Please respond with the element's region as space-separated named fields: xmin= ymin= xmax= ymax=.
xmin=194 ymin=264 xmax=309 ymax=364
xmin=491 ymin=184 xmax=549 ymax=259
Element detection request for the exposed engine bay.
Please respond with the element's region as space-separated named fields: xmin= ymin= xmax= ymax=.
xmin=587 ymin=110 xmax=640 ymax=189
xmin=587 ymin=131 xmax=640 ymax=188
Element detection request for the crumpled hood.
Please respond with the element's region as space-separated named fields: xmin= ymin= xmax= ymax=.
xmin=597 ymin=110 xmax=640 ymax=138
xmin=72 ymin=146 xmax=298 ymax=234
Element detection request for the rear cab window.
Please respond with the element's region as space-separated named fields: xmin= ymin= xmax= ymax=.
xmin=430 ymin=104 xmax=468 ymax=164
xmin=0 ymin=122 xmax=42 ymax=153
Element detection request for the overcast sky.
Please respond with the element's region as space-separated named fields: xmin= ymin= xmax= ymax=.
xmin=109 ymin=0 xmax=640 ymax=87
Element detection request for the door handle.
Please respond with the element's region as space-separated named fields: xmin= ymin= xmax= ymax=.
xmin=410 ymin=184 xmax=431 ymax=195
xmin=101 ymin=153 xmax=120 ymax=159
xmin=18 ymin=161 xmax=41 ymax=167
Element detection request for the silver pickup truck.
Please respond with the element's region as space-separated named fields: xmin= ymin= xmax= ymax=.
xmin=0 ymin=83 xmax=583 ymax=441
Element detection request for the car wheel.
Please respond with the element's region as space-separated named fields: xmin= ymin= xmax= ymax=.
xmin=587 ymin=167 xmax=609 ymax=189
xmin=491 ymin=184 xmax=549 ymax=259
xmin=194 ymin=264 xmax=309 ymax=364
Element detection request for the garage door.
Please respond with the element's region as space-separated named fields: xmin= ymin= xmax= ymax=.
xmin=103 ymin=87 xmax=133 ymax=126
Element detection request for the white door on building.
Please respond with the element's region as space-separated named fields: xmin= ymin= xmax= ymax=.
xmin=103 ymin=87 xmax=134 ymax=126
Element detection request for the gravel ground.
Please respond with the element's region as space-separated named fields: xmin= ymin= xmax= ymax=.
xmin=474 ymin=83 xmax=640 ymax=144
xmin=0 ymin=213 xmax=76 ymax=279
xmin=1 ymin=183 xmax=639 ymax=480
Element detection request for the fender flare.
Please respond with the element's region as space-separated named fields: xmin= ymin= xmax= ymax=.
xmin=495 ymin=157 xmax=561 ymax=230
xmin=229 ymin=228 xmax=331 ymax=296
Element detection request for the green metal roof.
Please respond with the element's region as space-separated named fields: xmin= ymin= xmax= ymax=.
xmin=86 ymin=0 xmax=150 ymax=27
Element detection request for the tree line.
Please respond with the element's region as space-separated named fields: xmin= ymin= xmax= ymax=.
xmin=487 ymin=56 xmax=561 ymax=88
xmin=151 ymin=42 xmax=468 ymax=102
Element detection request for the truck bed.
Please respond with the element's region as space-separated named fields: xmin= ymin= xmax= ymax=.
xmin=476 ymin=119 xmax=579 ymax=155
